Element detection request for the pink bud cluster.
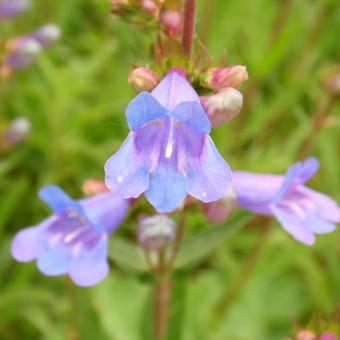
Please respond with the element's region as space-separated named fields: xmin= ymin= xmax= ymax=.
xmin=201 ymin=65 xmax=249 ymax=128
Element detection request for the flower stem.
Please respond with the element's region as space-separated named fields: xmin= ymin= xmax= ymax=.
xmin=182 ymin=0 xmax=197 ymax=57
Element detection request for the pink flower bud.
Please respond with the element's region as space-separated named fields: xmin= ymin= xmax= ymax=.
xmin=128 ymin=67 xmax=160 ymax=91
xmin=203 ymin=188 xmax=236 ymax=223
xmin=296 ymin=330 xmax=317 ymax=340
xmin=320 ymin=332 xmax=338 ymax=340
xmin=160 ymin=10 xmax=181 ymax=38
xmin=206 ymin=66 xmax=248 ymax=90
xmin=325 ymin=72 xmax=340 ymax=97
xmin=201 ymin=88 xmax=243 ymax=128
xmin=110 ymin=0 xmax=129 ymax=14
xmin=138 ymin=215 xmax=176 ymax=250
xmin=82 ymin=179 xmax=109 ymax=196
xmin=141 ymin=0 xmax=158 ymax=16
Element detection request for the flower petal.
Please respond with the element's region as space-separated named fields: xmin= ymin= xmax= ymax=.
xmin=69 ymin=237 xmax=109 ymax=287
xmin=37 ymin=244 xmax=72 ymax=276
xmin=170 ymin=101 xmax=211 ymax=134
xmin=271 ymin=205 xmax=315 ymax=245
xmin=11 ymin=220 xmax=51 ymax=262
xmin=105 ymin=133 xmax=149 ymax=199
xmin=80 ymin=192 xmax=129 ymax=234
xmin=307 ymin=214 xmax=336 ymax=234
xmin=185 ymin=136 xmax=232 ymax=203
xmin=39 ymin=185 xmax=78 ymax=214
xmin=125 ymin=91 xmax=168 ymax=131
xmin=145 ymin=156 xmax=186 ymax=213
xmin=151 ymin=71 xmax=200 ymax=110
xmin=302 ymin=187 xmax=340 ymax=223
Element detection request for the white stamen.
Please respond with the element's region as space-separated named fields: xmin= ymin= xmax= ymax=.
xmin=64 ymin=226 xmax=87 ymax=243
xmin=165 ymin=118 xmax=175 ymax=159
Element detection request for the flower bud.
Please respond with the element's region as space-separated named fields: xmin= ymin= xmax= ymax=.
xmin=82 ymin=179 xmax=108 ymax=196
xmin=5 ymin=37 xmax=42 ymax=70
xmin=2 ymin=117 xmax=31 ymax=147
xmin=203 ymin=188 xmax=236 ymax=223
xmin=31 ymin=24 xmax=61 ymax=49
xmin=141 ymin=0 xmax=158 ymax=16
xmin=110 ymin=0 xmax=129 ymax=14
xmin=205 ymin=66 xmax=248 ymax=91
xmin=201 ymin=88 xmax=243 ymax=128
xmin=128 ymin=67 xmax=160 ymax=91
xmin=324 ymin=72 xmax=340 ymax=97
xmin=138 ymin=215 xmax=176 ymax=250
xmin=160 ymin=10 xmax=181 ymax=38
xmin=320 ymin=332 xmax=338 ymax=340
xmin=296 ymin=330 xmax=317 ymax=340
xmin=0 ymin=0 xmax=29 ymax=19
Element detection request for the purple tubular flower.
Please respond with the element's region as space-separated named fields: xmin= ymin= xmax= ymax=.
xmin=11 ymin=185 xmax=129 ymax=286
xmin=0 ymin=0 xmax=29 ymax=19
xmin=233 ymin=158 xmax=340 ymax=245
xmin=105 ymin=71 xmax=232 ymax=213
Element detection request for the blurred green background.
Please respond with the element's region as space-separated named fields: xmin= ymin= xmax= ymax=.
xmin=0 ymin=0 xmax=339 ymax=339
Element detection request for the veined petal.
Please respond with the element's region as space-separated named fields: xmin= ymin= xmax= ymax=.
xmin=273 ymin=158 xmax=319 ymax=203
xmin=170 ymin=101 xmax=211 ymax=134
xmin=105 ymin=133 xmax=149 ymax=199
xmin=271 ymin=205 xmax=315 ymax=245
xmin=145 ymin=156 xmax=186 ymax=213
xmin=151 ymin=71 xmax=200 ymax=110
xmin=69 ymin=236 xmax=109 ymax=287
xmin=185 ymin=136 xmax=232 ymax=202
xmin=125 ymin=91 xmax=168 ymax=131
xmin=303 ymin=188 xmax=340 ymax=223
xmin=80 ymin=192 xmax=129 ymax=234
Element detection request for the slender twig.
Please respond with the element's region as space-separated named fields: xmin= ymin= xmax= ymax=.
xmin=153 ymin=273 xmax=172 ymax=340
xmin=182 ymin=0 xmax=197 ymax=57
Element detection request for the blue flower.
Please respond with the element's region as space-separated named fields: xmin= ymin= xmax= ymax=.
xmin=105 ymin=71 xmax=232 ymax=213
xmin=233 ymin=158 xmax=340 ymax=245
xmin=11 ymin=185 xmax=129 ymax=286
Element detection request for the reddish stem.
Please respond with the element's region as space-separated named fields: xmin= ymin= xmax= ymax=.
xmin=182 ymin=0 xmax=197 ymax=57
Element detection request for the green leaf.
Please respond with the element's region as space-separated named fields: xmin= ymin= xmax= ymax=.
xmin=174 ymin=212 xmax=252 ymax=269
xmin=109 ymin=237 xmax=148 ymax=273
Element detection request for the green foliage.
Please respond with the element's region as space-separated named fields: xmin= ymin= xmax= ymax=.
xmin=0 ymin=0 xmax=339 ymax=339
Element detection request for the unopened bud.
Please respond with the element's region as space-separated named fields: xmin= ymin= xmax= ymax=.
xmin=141 ymin=0 xmax=158 ymax=16
xmin=205 ymin=66 xmax=248 ymax=91
xmin=296 ymin=330 xmax=317 ymax=340
xmin=320 ymin=332 xmax=338 ymax=340
xmin=324 ymin=72 xmax=340 ymax=97
xmin=128 ymin=67 xmax=159 ymax=91
xmin=110 ymin=0 xmax=129 ymax=14
xmin=201 ymin=88 xmax=243 ymax=128
xmin=160 ymin=10 xmax=181 ymax=38
xmin=82 ymin=179 xmax=108 ymax=196
xmin=0 ymin=0 xmax=29 ymax=19
xmin=138 ymin=215 xmax=176 ymax=250
xmin=32 ymin=24 xmax=61 ymax=49
xmin=5 ymin=37 xmax=42 ymax=69
xmin=3 ymin=117 xmax=31 ymax=147
xmin=203 ymin=188 xmax=236 ymax=223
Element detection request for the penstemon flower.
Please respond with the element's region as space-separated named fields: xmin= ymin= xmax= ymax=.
xmin=11 ymin=185 xmax=129 ymax=286
xmin=105 ymin=70 xmax=232 ymax=213
xmin=233 ymin=158 xmax=340 ymax=245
